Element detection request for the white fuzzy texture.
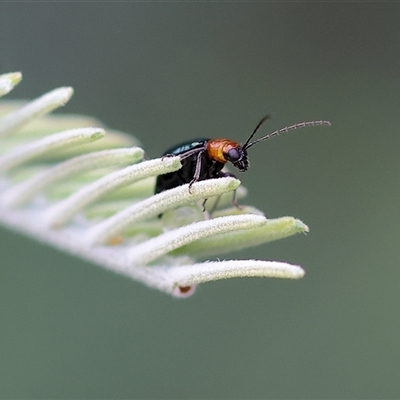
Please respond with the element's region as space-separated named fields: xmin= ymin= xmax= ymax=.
xmin=0 ymin=87 xmax=73 ymax=138
xmin=1 ymin=147 xmax=145 ymax=207
xmin=44 ymin=156 xmax=182 ymax=228
xmin=86 ymin=177 xmax=241 ymax=245
xmin=129 ymin=214 xmax=267 ymax=265
xmin=0 ymin=127 xmax=104 ymax=173
xmin=0 ymin=207 xmax=305 ymax=298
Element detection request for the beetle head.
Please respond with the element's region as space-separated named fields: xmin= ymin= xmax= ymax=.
xmin=225 ymin=146 xmax=249 ymax=171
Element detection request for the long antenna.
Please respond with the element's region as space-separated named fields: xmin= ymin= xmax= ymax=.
xmin=242 ymin=115 xmax=271 ymax=149
xmin=244 ymin=119 xmax=332 ymax=150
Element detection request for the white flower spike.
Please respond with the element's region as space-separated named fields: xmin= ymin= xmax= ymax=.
xmin=0 ymin=71 xmax=308 ymax=298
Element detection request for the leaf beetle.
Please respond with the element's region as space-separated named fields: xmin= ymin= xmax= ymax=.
xmin=155 ymin=115 xmax=331 ymax=194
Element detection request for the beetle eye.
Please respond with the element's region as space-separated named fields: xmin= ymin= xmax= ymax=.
xmin=227 ymin=148 xmax=240 ymax=162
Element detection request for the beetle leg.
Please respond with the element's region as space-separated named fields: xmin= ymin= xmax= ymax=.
xmin=217 ymin=170 xmax=237 ymax=179
xmin=216 ymin=170 xmax=242 ymax=209
xmin=188 ymin=151 xmax=204 ymax=193
xmin=231 ymin=189 xmax=243 ymax=209
xmin=199 ymin=199 xmax=211 ymax=220
xmin=206 ymin=195 xmax=220 ymax=216
xmin=202 ymin=198 xmax=208 ymax=212
xmin=179 ymin=146 xmax=206 ymax=161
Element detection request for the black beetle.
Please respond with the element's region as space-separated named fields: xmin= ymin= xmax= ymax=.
xmin=155 ymin=115 xmax=331 ymax=194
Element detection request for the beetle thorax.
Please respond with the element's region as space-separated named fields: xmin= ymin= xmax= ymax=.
xmin=206 ymin=139 xmax=249 ymax=171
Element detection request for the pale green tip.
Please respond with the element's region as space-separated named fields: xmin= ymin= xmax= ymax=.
xmin=0 ymin=72 xmax=23 ymax=97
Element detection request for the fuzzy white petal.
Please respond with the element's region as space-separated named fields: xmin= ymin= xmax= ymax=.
xmin=0 ymin=72 xmax=22 ymax=97
xmin=2 ymin=147 xmax=144 ymax=207
xmin=129 ymin=214 xmax=267 ymax=265
xmin=0 ymin=127 xmax=105 ymax=173
xmin=87 ymin=177 xmax=240 ymax=245
xmin=0 ymin=87 xmax=73 ymax=138
xmin=45 ymin=156 xmax=182 ymax=228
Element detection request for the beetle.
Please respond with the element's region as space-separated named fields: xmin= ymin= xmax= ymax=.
xmin=155 ymin=115 xmax=331 ymax=194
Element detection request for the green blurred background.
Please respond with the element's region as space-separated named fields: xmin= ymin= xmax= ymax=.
xmin=1 ymin=3 xmax=399 ymax=398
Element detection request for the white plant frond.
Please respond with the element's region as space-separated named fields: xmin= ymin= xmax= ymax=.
xmin=0 ymin=72 xmax=308 ymax=298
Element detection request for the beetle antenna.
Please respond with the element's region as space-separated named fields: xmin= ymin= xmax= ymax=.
xmin=242 ymin=115 xmax=271 ymax=149
xmin=244 ymin=119 xmax=332 ymax=150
